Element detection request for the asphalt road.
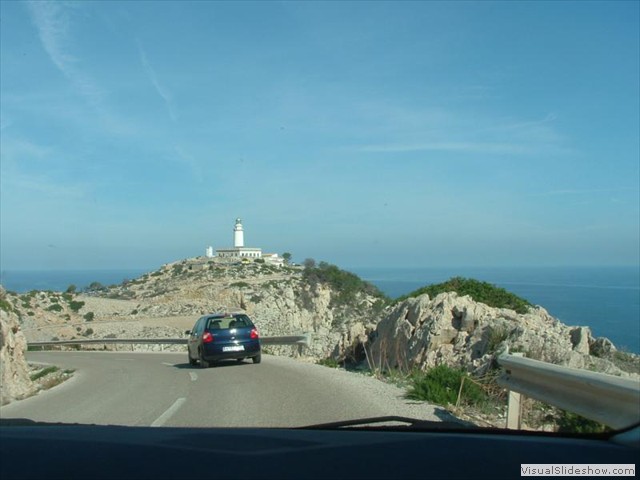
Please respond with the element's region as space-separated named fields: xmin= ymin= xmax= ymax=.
xmin=0 ymin=351 xmax=442 ymax=428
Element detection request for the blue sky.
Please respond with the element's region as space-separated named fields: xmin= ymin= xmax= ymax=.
xmin=1 ymin=1 xmax=638 ymax=270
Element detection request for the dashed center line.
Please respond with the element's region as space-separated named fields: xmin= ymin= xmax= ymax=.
xmin=189 ymin=372 xmax=198 ymax=382
xmin=151 ymin=398 xmax=186 ymax=427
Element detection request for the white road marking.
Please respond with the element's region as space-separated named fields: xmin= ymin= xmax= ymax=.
xmin=151 ymin=398 xmax=186 ymax=427
xmin=161 ymin=362 xmax=174 ymax=366
xmin=189 ymin=372 xmax=198 ymax=382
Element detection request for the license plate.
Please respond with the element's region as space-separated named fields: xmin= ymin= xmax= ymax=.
xmin=222 ymin=345 xmax=244 ymax=352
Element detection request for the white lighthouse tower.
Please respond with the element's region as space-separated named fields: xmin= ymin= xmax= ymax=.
xmin=233 ymin=218 xmax=244 ymax=248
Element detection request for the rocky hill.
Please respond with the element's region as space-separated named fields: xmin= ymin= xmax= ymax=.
xmin=0 ymin=288 xmax=37 ymax=404
xmin=365 ymin=291 xmax=637 ymax=378
xmin=2 ymin=258 xmax=637 ymax=388
xmin=2 ymin=258 xmax=388 ymax=359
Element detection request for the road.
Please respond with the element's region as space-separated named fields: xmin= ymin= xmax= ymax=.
xmin=0 ymin=351 xmax=443 ymax=427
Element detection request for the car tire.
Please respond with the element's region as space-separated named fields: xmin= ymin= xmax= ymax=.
xmin=199 ymin=349 xmax=210 ymax=368
xmin=188 ymin=351 xmax=197 ymax=366
xmin=252 ymin=353 xmax=261 ymax=364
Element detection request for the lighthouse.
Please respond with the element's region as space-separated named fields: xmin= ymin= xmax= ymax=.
xmin=233 ymin=218 xmax=244 ymax=248
xmin=216 ymin=218 xmax=262 ymax=259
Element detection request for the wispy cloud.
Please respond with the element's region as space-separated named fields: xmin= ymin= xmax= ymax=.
xmin=353 ymin=141 xmax=531 ymax=155
xmin=173 ymin=146 xmax=202 ymax=182
xmin=0 ymin=137 xmax=52 ymax=162
xmin=26 ymin=1 xmax=103 ymax=105
xmin=137 ymin=39 xmax=177 ymax=122
xmin=530 ymin=187 xmax=638 ymax=197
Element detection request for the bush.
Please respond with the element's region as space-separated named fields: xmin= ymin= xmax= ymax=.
xmin=317 ymin=358 xmax=341 ymax=368
xmin=46 ymin=303 xmax=63 ymax=312
xmin=556 ymin=410 xmax=610 ymax=434
xmin=30 ymin=366 xmax=59 ymax=381
xmin=407 ymin=365 xmax=487 ymax=407
xmin=83 ymin=312 xmax=95 ymax=321
xmin=84 ymin=328 xmax=94 ymax=336
xmin=0 ymin=299 xmax=14 ymax=313
xmin=396 ymin=277 xmax=532 ymax=314
xmin=68 ymin=300 xmax=85 ymax=313
xmin=230 ymin=281 xmax=250 ymax=288
xmin=302 ymin=261 xmax=389 ymax=307
xmin=66 ymin=285 xmax=77 ymax=294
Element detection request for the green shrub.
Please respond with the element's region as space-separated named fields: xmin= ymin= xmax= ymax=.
xmin=87 ymin=281 xmax=105 ymax=291
xmin=556 ymin=411 xmax=610 ymax=434
xmin=46 ymin=303 xmax=63 ymax=312
xmin=317 ymin=358 xmax=341 ymax=368
xmin=84 ymin=328 xmax=94 ymax=336
xmin=407 ymin=365 xmax=487 ymax=407
xmin=0 ymin=299 xmax=14 ymax=313
xmin=230 ymin=281 xmax=250 ymax=288
xmin=30 ymin=366 xmax=59 ymax=381
xmin=302 ymin=261 xmax=389 ymax=307
xmin=486 ymin=326 xmax=510 ymax=353
xmin=68 ymin=300 xmax=85 ymax=313
xmin=396 ymin=277 xmax=532 ymax=314
xmin=83 ymin=312 xmax=95 ymax=321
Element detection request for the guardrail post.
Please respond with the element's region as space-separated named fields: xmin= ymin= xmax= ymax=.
xmin=505 ymin=352 xmax=524 ymax=430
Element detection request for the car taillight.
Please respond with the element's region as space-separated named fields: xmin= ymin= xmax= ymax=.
xmin=202 ymin=332 xmax=213 ymax=343
xmin=250 ymin=328 xmax=259 ymax=339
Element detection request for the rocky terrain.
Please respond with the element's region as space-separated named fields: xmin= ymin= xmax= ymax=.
xmin=2 ymin=258 xmax=386 ymax=360
xmin=0 ymin=293 xmax=36 ymax=404
xmin=1 ymin=257 xmax=638 ymax=407
xmin=365 ymin=291 xmax=637 ymax=378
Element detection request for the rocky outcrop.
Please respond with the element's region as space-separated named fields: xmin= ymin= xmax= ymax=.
xmin=6 ymin=259 xmax=635 ymax=381
xmin=5 ymin=259 xmax=386 ymax=361
xmin=366 ymin=292 xmax=636 ymax=377
xmin=0 ymin=293 xmax=36 ymax=404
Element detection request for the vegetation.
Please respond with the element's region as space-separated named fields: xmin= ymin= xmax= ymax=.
xmin=68 ymin=300 xmax=85 ymax=313
xmin=396 ymin=277 xmax=532 ymax=314
xmin=556 ymin=410 xmax=610 ymax=434
xmin=407 ymin=365 xmax=487 ymax=407
xmin=87 ymin=281 xmax=106 ymax=292
xmin=230 ymin=281 xmax=250 ymax=288
xmin=302 ymin=260 xmax=389 ymax=307
xmin=46 ymin=303 xmax=63 ymax=312
xmin=0 ymin=298 xmax=14 ymax=313
xmin=30 ymin=366 xmax=59 ymax=381
xmin=66 ymin=284 xmax=77 ymax=294
xmin=317 ymin=357 xmax=341 ymax=368
xmin=486 ymin=326 xmax=510 ymax=353
xmin=83 ymin=312 xmax=95 ymax=321
xmin=282 ymin=252 xmax=292 ymax=264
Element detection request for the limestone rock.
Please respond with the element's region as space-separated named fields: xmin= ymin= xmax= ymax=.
xmin=0 ymin=307 xmax=36 ymax=405
xmin=367 ymin=292 xmax=636 ymax=378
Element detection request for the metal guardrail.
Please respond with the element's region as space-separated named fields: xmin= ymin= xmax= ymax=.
xmin=498 ymin=353 xmax=640 ymax=430
xmin=28 ymin=334 xmax=311 ymax=348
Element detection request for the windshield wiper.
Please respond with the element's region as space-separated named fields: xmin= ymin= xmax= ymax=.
xmin=298 ymin=415 xmax=476 ymax=431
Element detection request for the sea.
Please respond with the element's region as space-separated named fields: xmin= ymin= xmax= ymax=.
xmin=1 ymin=266 xmax=638 ymax=354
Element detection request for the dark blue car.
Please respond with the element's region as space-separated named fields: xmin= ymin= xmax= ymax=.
xmin=187 ymin=313 xmax=261 ymax=368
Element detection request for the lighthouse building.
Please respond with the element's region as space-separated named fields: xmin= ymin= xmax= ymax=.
xmin=216 ymin=218 xmax=263 ymax=259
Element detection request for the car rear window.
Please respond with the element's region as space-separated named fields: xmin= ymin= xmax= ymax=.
xmin=206 ymin=315 xmax=252 ymax=330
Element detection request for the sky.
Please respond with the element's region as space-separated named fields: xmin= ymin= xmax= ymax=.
xmin=1 ymin=1 xmax=639 ymax=270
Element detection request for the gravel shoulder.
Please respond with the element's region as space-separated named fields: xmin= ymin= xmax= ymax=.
xmin=264 ymin=354 xmax=455 ymax=424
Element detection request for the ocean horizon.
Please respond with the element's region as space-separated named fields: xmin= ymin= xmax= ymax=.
xmin=2 ymin=265 xmax=638 ymax=353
